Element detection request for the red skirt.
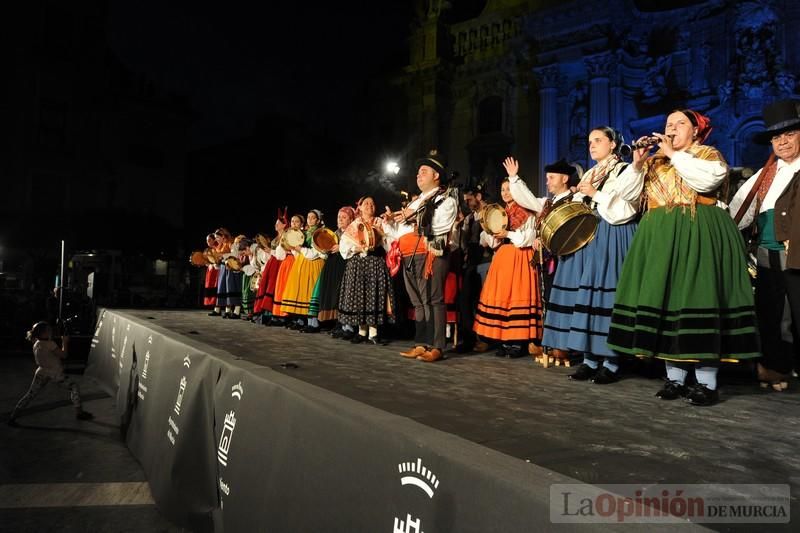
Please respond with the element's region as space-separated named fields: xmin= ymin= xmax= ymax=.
xmin=253 ymin=256 xmax=281 ymax=314
xmin=203 ymin=266 xmax=219 ymax=307
xmin=473 ymin=244 xmax=542 ymax=342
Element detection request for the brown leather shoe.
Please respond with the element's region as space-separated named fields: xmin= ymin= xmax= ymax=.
xmin=400 ymin=346 xmax=426 ymax=358
xmin=417 ymin=348 xmax=443 ymax=362
xmin=473 ymin=340 xmax=489 ymax=353
xmin=528 ymin=343 xmax=543 ymax=356
xmin=550 ymin=348 xmax=569 ymax=359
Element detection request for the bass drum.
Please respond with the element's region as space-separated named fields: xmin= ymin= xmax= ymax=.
xmin=539 ymin=202 xmax=598 ymax=256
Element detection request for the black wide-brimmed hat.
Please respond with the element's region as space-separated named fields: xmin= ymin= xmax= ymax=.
xmin=754 ymin=99 xmax=800 ymax=144
xmin=415 ymin=149 xmax=447 ymax=176
xmin=544 ymin=158 xmax=578 ymax=179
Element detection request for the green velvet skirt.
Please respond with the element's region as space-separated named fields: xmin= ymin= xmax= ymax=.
xmin=607 ymin=204 xmax=760 ymax=361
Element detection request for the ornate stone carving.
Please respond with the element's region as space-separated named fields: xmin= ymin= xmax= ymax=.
xmin=532 ymin=65 xmax=560 ymax=90
xmin=641 ymin=55 xmax=671 ymax=101
xmin=584 ymin=53 xmax=614 ymax=79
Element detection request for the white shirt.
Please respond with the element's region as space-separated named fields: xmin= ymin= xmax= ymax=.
xmin=480 ymin=210 xmax=536 ymax=249
xmin=383 ymin=188 xmax=458 ymax=244
xmin=729 ymin=156 xmax=800 ymax=230
xmin=615 ymin=149 xmax=728 ymax=203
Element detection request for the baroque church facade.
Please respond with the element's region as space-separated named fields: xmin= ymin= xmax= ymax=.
xmin=398 ymin=0 xmax=800 ymax=196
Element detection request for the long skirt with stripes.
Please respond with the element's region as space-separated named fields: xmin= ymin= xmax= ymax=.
xmin=279 ymin=254 xmax=325 ymax=316
xmin=542 ymin=218 xmax=637 ymax=357
xmin=254 ymin=256 xmax=282 ymax=314
xmin=607 ymin=205 xmax=760 ymax=361
xmin=271 ymin=255 xmax=295 ymax=317
xmin=473 ymin=244 xmax=542 ymax=343
xmin=309 ymin=253 xmax=347 ymax=321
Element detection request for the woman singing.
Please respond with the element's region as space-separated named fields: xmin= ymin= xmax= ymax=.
xmin=607 ymin=109 xmax=760 ymax=406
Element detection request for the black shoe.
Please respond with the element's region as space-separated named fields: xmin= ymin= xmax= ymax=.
xmin=655 ymin=380 xmax=688 ymax=400
xmin=686 ymin=384 xmax=719 ymax=406
xmin=367 ymin=336 xmax=388 ymax=346
xmin=568 ymin=363 xmax=598 ymax=381
xmin=495 ymin=345 xmax=508 ymax=357
xmin=230 ymin=313 xmax=241 ymax=320
xmin=300 ymin=325 xmax=320 ymax=334
xmin=350 ymin=334 xmax=366 ymax=344
xmin=208 ymin=310 xmax=221 ymax=317
xmin=591 ymin=367 xmax=619 ymax=384
xmin=330 ymin=328 xmax=344 ymax=339
xmin=75 ymin=410 xmax=94 ymax=421
xmin=341 ymin=330 xmax=355 ymax=341
xmin=505 ymin=345 xmax=525 ymax=358
xmin=222 ymin=312 xmax=231 ymax=319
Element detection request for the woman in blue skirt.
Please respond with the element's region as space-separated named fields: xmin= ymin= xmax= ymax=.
xmin=541 ymin=127 xmax=640 ymax=383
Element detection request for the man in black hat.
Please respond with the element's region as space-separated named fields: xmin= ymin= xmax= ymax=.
xmin=383 ymin=150 xmax=458 ymax=362
xmin=730 ymin=98 xmax=800 ymax=390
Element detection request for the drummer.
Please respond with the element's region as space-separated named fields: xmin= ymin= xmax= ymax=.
xmin=338 ymin=197 xmax=395 ymax=345
xmin=542 ymin=128 xmax=639 ymax=383
xmin=472 ymin=177 xmax=543 ymax=358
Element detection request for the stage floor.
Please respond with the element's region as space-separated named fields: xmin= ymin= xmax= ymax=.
xmin=118 ymin=309 xmax=800 ymax=528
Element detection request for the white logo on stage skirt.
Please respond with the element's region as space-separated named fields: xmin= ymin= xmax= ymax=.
xmin=217 ymin=411 xmax=237 ymax=466
xmin=174 ymin=376 xmax=187 ymax=415
xmin=398 ymin=458 xmax=440 ymax=498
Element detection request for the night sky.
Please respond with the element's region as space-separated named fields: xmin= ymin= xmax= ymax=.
xmin=107 ymin=1 xmax=414 ymax=149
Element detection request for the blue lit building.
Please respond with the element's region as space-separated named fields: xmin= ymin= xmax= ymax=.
xmin=399 ymin=0 xmax=799 ymax=195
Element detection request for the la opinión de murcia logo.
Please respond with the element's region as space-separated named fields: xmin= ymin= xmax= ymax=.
xmin=399 ymin=459 xmax=440 ymax=498
xmin=183 ymin=355 xmax=192 ymax=369
xmin=217 ymin=411 xmax=237 ymax=466
xmin=167 ymin=357 xmax=191 ymax=446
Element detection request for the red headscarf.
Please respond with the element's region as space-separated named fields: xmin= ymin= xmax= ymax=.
xmin=684 ymin=109 xmax=713 ymax=144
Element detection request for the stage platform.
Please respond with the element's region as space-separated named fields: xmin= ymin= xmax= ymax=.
xmin=86 ymin=309 xmax=799 ymax=532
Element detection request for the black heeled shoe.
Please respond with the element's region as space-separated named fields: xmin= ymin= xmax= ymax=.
xmin=350 ymin=334 xmax=366 ymax=344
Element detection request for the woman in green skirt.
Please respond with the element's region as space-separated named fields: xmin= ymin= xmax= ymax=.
xmin=607 ymin=109 xmax=760 ymax=406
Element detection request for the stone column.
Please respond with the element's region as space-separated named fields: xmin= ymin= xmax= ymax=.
xmin=585 ymin=52 xmax=614 ymax=130
xmin=533 ymin=65 xmax=560 ymax=195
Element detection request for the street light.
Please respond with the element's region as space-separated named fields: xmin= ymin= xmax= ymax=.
xmin=385 ymin=161 xmax=400 ymax=175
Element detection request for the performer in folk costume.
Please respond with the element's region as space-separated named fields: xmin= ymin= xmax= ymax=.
xmin=509 ymin=158 xmax=576 ymax=306
xmin=309 ymin=206 xmax=355 ymax=336
xmin=209 ymin=227 xmax=242 ymax=318
xmin=338 ymin=197 xmax=395 ymax=345
xmin=537 ymin=128 xmax=639 ymax=384
xmin=607 ymin=109 xmax=760 ymax=406
xmin=270 ymin=214 xmax=305 ymax=326
xmin=730 ymin=99 xmax=800 ymax=391
xmin=383 ymin=150 xmax=458 ymax=362
xmin=241 ymin=236 xmax=270 ymax=321
xmin=259 ymin=211 xmax=290 ymax=325
xmin=452 ymin=185 xmax=494 ymax=353
xmin=472 ymin=176 xmax=543 ymax=358
xmin=280 ymin=210 xmax=328 ymax=331
xmin=250 ymin=233 xmax=274 ymax=323
xmin=203 ymin=232 xmax=220 ymax=308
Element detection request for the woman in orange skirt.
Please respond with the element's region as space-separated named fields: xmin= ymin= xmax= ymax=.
xmin=473 ymin=179 xmax=543 ymax=357
xmin=270 ymin=214 xmax=304 ymax=326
